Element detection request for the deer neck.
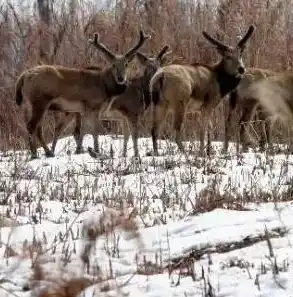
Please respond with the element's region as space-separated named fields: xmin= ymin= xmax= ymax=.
xmin=214 ymin=61 xmax=242 ymax=97
xmin=104 ymin=68 xmax=127 ymax=98
xmin=141 ymin=69 xmax=159 ymax=107
xmin=128 ymin=72 xmax=153 ymax=108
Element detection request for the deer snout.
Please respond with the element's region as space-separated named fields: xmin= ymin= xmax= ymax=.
xmin=116 ymin=75 xmax=126 ymax=85
xmin=238 ymin=66 xmax=245 ymax=74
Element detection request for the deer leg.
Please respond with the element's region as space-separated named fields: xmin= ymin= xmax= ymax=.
xmin=258 ymin=110 xmax=271 ymax=152
xmin=51 ymin=112 xmax=73 ymax=154
xmin=51 ymin=113 xmax=62 ymax=154
xmin=36 ymin=126 xmax=54 ymax=158
xmin=207 ymin=119 xmax=212 ymax=157
xmin=93 ymin=133 xmax=100 ymax=154
xmin=173 ymin=103 xmax=185 ymax=153
xmin=27 ymin=135 xmax=38 ymax=160
xmin=92 ymin=117 xmax=103 ymax=154
xmin=199 ymin=113 xmax=206 ymax=157
xmin=73 ymin=113 xmax=84 ymax=154
xmin=27 ymin=103 xmax=49 ymax=159
xmin=224 ymin=104 xmax=234 ymax=153
xmin=239 ymin=109 xmax=251 ymax=153
xmin=199 ymin=109 xmax=212 ymax=157
xmin=265 ymin=121 xmax=273 ymax=152
xmin=151 ymin=105 xmax=160 ymax=156
xmin=122 ymin=119 xmax=130 ymax=158
xmin=131 ymin=118 xmax=140 ymax=158
xmin=151 ymin=105 xmax=167 ymax=156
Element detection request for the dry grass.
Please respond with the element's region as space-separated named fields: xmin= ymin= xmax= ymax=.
xmin=16 ymin=208 xmax=143 ymax=297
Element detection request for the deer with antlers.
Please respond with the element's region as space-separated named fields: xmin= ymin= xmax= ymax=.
xmin=149 ymin=25 xmax=256 ymax=156
xmin=224 ymin=67 xmax=276 ymax=153
xmin=47 ymin=46 xmax=171 ymax=158
xmin=14 ymin=29 xmax=151 ymax=159
xmin=86 ymin=45 xmax=172 ymax=158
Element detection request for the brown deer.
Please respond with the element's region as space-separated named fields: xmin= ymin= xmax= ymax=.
xmin=149 ymin=25 xmax=255 ymax=156
xmin=14 ymin=29 xmax=151 ymax=159
xmin=86 ymin=45 xmax=172 ymax=158
xmin=48 ymin=46 xmax=171 ymax=158
xmin=224 ymin=67 xmax=276 ymax=153
xmin=49 ymin=66 xmax=103 ymax=155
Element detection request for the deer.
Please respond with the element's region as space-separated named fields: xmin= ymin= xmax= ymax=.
xmin=224 ymin=67 xmax=276 ymax=153
xmin=14 ymin=29 xmax=151 ymax=159
xmin=86 ymin=45 xmax=172 ymax=159
xmin=238 ymin=70 xmax=293 ymax=151
xmin=48 ymin=46 xmax=172 ymax=159
xmin=148 ymin=25 xmax=256 ymax=156
xmin=45 ymin=66 xmax=103 ymax=155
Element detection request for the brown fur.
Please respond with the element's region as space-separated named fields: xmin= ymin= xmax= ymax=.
xmin=224 ymin=67 xmax=277 ymax=153
xmin=149 ymin=25 xmax=256 ymax=156
xmin=48 ymin=65 xmax=103 ymax=154
xmin=104 ymin=46 xmax=172 ymax=158
xmin=50 ymin=46 xmax=171 ymax=158
xmin=14 ymin=30 xmax=151 ymax=159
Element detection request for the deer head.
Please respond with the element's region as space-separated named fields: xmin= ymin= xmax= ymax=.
xmin=202 ymin=25 xmax=255 ymax=77
xmin=135 ymin=45 xmax=172 ymax=77
xmin=89 ymin=29 xmax=151 ymax=85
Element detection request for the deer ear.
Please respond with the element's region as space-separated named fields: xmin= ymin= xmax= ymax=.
xmin=160 ymin=51 xmax=172 ymax=65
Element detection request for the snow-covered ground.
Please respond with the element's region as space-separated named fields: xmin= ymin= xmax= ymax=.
xmin=1 ymin=135 xmax=293 ymax=297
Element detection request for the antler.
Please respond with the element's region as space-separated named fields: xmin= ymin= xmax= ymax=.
xmin=89 ymin=32 xmax=116 ymax=62
xmin=237 ymin=25 xmax=256 ymax=49
xmin=202 ymin=31 xmax=232 ymax=52
xmin=125 ymin=29 xmax=151 ymax=60
xmin=157 ymin=45 xmax=171 ymax=60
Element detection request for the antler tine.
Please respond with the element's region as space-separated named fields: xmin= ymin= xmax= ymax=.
xmin=202 ymin=31 xmax=231 ymax=52
xmin=125 ymin=29 xmax=151 ymax=59
xmin=157 ymin=45 xmax=171 ymax=60
xmin=88 ymin=32 xmax=116 ymax=61
xmin=237 ymin=24 xmax=256 ymax=49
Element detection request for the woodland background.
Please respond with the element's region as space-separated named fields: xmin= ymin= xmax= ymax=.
xmin=0 ymin=0 xmax=291 ymax=151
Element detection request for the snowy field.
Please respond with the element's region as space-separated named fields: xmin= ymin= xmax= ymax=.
xmin=1 ymin=135 xmax=293 ymax=296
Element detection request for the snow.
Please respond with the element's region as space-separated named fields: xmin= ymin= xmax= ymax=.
xmin=1 ymin=135 xmax=293 ymax=296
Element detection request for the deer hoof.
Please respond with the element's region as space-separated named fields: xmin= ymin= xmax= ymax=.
xmin=146 ymin=150 xmax=158 ymax=157
xmin=87 ymin=147 xmax=99 ymax=158
xmin=45 ymin=151 xmax=55 ymax=158
xmin=75 ymin=148 xmax=85 ymax=154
